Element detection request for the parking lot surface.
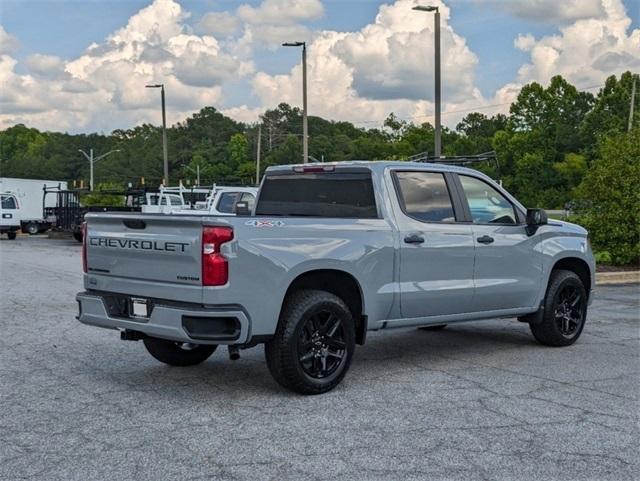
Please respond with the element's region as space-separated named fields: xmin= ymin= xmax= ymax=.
xmin=1 ymin=236 xmax=638 ymax=481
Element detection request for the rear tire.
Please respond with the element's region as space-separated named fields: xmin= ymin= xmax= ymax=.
xmin=73 ymin=232 xmax=83 ymax=242
xmin=265 ymin=289 xmax=355 ymax=395
xmin=143 ymin=337 xmax=217 ymax=366
xmin=7 ymin=232 xmax=16 ymax=240
xmin=25 ymin=223 xmax=39 ymax=235
xmin=530 ymin=270 xmax=587 ymax=347
xmin=419 ymin=324 xmax=447 ymax=331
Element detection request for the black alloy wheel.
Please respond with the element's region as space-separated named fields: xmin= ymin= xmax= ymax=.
xmin=297 ymin=310 xmax=347 ymax=379
xmin=530 ymin=269 xmax=588 ymax=347
xmin=554 ymin=284 xmax=584 ymax=337
xmin=265 ymin=289 xmax=356 ymax=395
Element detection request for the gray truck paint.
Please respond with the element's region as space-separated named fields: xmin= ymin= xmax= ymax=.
xmin=77 ymin=161 xmax=595 ymax=345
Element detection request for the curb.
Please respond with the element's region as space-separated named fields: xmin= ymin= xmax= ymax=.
xmin=595 ymin=270 xmax=640 ymax=285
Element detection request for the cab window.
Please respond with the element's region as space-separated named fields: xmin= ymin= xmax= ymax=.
xmin=1 ymin=195 xmax=17 ymax=209
xmin=239 ymin=192 xmax=255 ymax=211
xmin=216 ymin=193 xmax=239 ymax=214
xmin=459 ymin=175 xmax=517 ymax=224
xmin=394 ymin=171 xmax=456 ymax=223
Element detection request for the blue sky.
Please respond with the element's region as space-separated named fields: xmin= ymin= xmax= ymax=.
xmin=0 ymin=0 xmax=638 ymax=132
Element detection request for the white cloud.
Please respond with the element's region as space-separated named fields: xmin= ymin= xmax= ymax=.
xmin=221 ymin=105 xmax=263 ymax=123
xmin=0 ymin=0 xmax=250 ymax=132
xmin=251 ymin=0 xmax=483 ymax=126
xmin=486 ymin=0 xmax=606 ymax=23
xmin=196 ymin=12 xmax=240 ymax=37
xmin=514 ymin=0 xmax=640 ymax=87
xmin=24 ymin=54 xmax=65 ymax=78
xmin=0 ymin=25 xmax=19 ymax=55
xmin=237 ymin=0 xmax=324 ymax=25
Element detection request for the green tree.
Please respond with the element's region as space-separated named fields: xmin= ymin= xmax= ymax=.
xmin=581 ymin=71 xmax=639 ymax=158
xmin=575 ymin=128 xmax=640 ymax=265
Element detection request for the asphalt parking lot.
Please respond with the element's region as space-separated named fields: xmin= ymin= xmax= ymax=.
xmin=1 ymin=235 xmax=638 ymax=481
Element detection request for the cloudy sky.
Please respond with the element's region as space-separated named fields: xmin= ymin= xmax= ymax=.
xmin=0 ymin=0 xmax=638 ymax=133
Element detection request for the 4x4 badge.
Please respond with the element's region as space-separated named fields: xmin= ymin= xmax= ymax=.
xmin=245 ymin=220 xmax=285 ymax=228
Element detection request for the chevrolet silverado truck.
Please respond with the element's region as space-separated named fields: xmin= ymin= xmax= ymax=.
xmin=77 ymin=161 xmax=595 ymax=395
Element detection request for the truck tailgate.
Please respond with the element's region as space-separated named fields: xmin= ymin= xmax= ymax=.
xmin=86 ymin=213 xmax=203 ymax=286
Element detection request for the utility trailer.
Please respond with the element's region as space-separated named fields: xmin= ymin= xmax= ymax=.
xmin=44 ymin=187 xmax=150 ymax=242
xmin=0 ymin=177 xmax=69 ymax=234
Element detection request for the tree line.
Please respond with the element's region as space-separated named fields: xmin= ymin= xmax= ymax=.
xmin=0 ymin=71 xmax=638 ymax=264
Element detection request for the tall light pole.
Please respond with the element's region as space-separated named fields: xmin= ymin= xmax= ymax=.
xmin=78 ymin=148 xmax=120 ymax=191
xmin=282 ymin=41 xmax=308 ymax=163
xmin=413 ymin=5 xmax=441 ymax=158
xmin=256 ymin=123 xmax=262 ymax=185
xmin=146 ymin=84 xmax=169 ymax=184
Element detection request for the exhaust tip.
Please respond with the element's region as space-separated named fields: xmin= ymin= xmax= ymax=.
xmin=228 ymin=345 xmax=240 ymax=361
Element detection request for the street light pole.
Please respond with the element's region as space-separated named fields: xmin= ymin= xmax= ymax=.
xmin=88 ymin=148 xmax=94 ymax=191
xmin=256 ymin=124 xmax=262 ymax=185
xmin=78 ymin=148 xmax=120 ymax=191
xmin=146 ymin=83 xmax=169 ymax=184
xmin=413 ymin=5 xmax=441 ymax=158
xmin=282 ymin=41 xmax=309 ymax=163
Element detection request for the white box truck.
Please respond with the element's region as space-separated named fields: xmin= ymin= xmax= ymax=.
xmin=0 ymin=178 xmax=68 ymax=234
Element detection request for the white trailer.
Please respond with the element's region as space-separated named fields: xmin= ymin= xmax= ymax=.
xmin=0 ymin=177 xmax=68 ymax=234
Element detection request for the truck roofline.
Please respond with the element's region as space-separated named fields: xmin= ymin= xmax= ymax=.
xmin=264 ymin=160 xmax=494 ymax=177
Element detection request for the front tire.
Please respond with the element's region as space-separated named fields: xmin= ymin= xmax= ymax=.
xmin=530 ymin=270 xmax=587 ymax=347
xmin=265 ymin=290 xmax=355 ymax=395
xmin=143 ymin=337 xmax=217 ymax=366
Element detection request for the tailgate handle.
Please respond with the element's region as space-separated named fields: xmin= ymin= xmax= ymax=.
xmin=123 ymin=219 xmax=146 ymax=230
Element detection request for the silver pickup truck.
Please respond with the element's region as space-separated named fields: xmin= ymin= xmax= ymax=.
xmin=77 ymin=161 xmax=595 ymax=394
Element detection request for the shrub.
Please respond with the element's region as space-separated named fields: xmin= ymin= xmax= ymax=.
xmin=575 ymin=129 xmax=640 ymax=265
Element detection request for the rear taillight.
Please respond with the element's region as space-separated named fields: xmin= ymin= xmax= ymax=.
xmin=202 ymin=226 xmax=234 ymax=286
xmin=81 ymin=222 xmax=87 ymax=273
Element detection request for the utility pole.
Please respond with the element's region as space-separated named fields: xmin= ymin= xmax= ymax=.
xmin=282 ymin=41 xmax=309 ymax=163
xmin=302 ymin=43 xmax=308 ymax=164
xmin=413 ymin=5 xmax=441 ymax=157
xmin=88 ymin=149 xmax=93 ymax=191
xmin=146 ymin=83 xmax=169 ymax=185
xmin=256 ymin=124 xmax=262 ymax=185
xmin=629 ymin=76 xmax=637 ymax=132
xmin=78 ymin=148 xmax=120 ymax=191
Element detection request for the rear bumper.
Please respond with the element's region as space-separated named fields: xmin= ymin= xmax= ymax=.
xmin=76 ymin=291 xmax=250 ymax=345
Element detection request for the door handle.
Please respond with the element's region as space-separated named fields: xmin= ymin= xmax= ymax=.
xmin=404 ymin=234 xmax=425 ymax=244
xmin=477 ymin=235 xmax=494 ymax=244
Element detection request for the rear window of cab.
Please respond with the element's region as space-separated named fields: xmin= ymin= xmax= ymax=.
xmin=256 ymin=171 xmax=378 ymax=218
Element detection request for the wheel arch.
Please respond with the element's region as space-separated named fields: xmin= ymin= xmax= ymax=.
xmin=281 ymin=269 xmax=367 ymax=345
xmin=549 ymin=257 xmax=592 ymax=299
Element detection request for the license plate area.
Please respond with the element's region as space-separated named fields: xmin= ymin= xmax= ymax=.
xmin=130 ymin=297 xmax=150 ymax=319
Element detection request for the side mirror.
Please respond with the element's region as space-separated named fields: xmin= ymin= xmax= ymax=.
xmin=525 ymin=208 xmax=547 ymax=235
xmin=234 ymin=201 xmax=251 ymax=216
xmin=526 ymin=208 xmax=548 ymax=226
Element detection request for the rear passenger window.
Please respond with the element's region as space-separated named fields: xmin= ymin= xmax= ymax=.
xmin=395 ymin=172 xmax=456 ymax=222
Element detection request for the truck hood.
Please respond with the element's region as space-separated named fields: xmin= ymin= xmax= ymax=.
xmin=548 ymin=219 xmax=588 ymax=236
